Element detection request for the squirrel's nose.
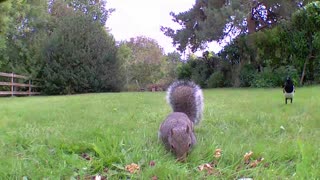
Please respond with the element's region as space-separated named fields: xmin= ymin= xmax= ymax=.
xmin=176 ymin=153 xmax=187 ymax=162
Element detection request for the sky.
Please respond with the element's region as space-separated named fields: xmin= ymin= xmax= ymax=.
xmin=105 ymin=0 xmax=223 ymax=55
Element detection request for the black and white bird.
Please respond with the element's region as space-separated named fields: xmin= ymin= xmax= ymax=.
xmin=283 ymin=77 xmax=295 ymax=104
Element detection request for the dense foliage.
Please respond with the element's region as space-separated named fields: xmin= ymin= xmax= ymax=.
xmin=1 ymin=0 xmax=320 ymax=93
xmin=161 ymin=0 xmax=315 ymax=52
xmin=0 ymin=0 xmax=122 ymax=94
xmin=168 ymin=1 xmax=320 ymax=87
xmin=117 ymin=37 xmax=182 ymax=91
xmin=40 ymin=12 xmax=121 ymax=94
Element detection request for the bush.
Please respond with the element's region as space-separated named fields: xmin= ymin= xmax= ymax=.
xmin=207 ymin=71 xmax=225 ymax=88
xmin=124 ymin=83 xmax=140 ymax=92
xmin=274 ymin=65 xmax=299 ymax=86
xmin=251 ymin=66 xmax=299 ymax=88
xmin=251 ymin=67 xmax=277 ymax=88
xmin=40 ymin=12 xmax=122 ymax=95
xmin=177 ymin=62 xmax=192 ymax=80
xmin=146 ymin=83 xmax=166 ymax=91
xmin=239 ymin=64 xmax=256 ymax=87
xmin=313 ymin=60 xmax=320 ymax=83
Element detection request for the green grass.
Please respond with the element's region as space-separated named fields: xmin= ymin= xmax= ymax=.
xmin=0 ymin=87 xmax=320 ymax=179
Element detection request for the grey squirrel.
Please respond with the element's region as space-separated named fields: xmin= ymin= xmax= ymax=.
xmin=159 ymin=80 xmax=204 ymax=161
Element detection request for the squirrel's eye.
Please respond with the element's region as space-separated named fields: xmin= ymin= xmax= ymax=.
xmin=171 ymin=145 xmax=175 ymax=149
xmin=188 ymin=144 xmax=191 ymax=147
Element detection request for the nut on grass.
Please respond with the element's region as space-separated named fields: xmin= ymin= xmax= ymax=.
xmin=125 ymin=163 xmax=140 ymax=174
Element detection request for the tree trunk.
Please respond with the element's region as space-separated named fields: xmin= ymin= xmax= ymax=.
xmin=300 ymin=58 xmax=308 ymax=85
xmin=300 ymin=34 xmax=316 ymax=86
xmin=247 ymin=14 xmax=256 ymax=34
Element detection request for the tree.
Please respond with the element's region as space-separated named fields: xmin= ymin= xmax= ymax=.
xmin=123 ymin=36 xmax=165 ymax=88
xmin=253 ymin=1 xmax=320 ymax=85
xmin=0 ymin=0 xmax=49 ymax=74
xmin=54 ymin=0 xmax=115 ymax=26
xmin=127 ymin=36 xmax=164 ymax=64
xmin=163 ymin=51 xmax=182 ymax=81
xmin=176 ymin=52 xmax=223 ymax=87
xmin=0 ymin=0 xmax=11 ymax=70
xmin=40 ymin=10 xmax=122 ymax=94
xmin=117 ymin=42 xmax=133 ymax=88
xmin=289 ymin=1 xmax=320 ymax=85
xmin=161 ymin=0 xmax=315 ymax=53
xmin=0 ymin=0 xmax=10 ymax=35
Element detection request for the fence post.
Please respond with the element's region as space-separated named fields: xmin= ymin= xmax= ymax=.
xmin=11 ymin=72 xmax=14 ymax=97
xmin=29 ymin=79 xmax=31 ymax=96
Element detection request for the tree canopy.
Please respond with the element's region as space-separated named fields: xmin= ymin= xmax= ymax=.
xmin=161 ymin=0 xmax=315 ymax=53
xmin=2 ymin=0 xmax=320 ymax=93
xmin=0 ymin=0 xmax=124 ymax=94
xmin=172 ymin=1 xmax=320 ymax=87
xmin=53 ymin=0 xmax=115 ymax=25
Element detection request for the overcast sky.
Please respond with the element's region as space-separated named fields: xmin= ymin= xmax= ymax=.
xmin=105 ymin=0 xmax=222 ymax=54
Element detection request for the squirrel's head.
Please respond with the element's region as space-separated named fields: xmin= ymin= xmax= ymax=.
xmin=168 ymin=125 xmax=192 ymax=162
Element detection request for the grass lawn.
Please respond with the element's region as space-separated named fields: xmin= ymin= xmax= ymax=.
xmin=0 ymin=87 xmax=319 ymax=179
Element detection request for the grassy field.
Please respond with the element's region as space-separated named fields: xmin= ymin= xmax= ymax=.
xmin=0 ymin=87 xmax=319 ymax=179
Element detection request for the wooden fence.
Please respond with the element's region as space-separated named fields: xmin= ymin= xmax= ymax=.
xmin=0 ymin=72 xmax=40 ymax=96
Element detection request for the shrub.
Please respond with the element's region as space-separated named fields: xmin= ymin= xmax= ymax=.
xmin=239 ymin=64 xmax=256 ymax=87
xmin=251 ymin=66 xmax=299 ymax=88
xmin=177 ymin=62 xmax=192 ymax=80
xmin=251 ymin=67 xmax=277 ymax=88
xmin=40 ymin=12 xmax=122 ymax=95
xmin=124 ymin=83 xmax=140 ymax=92
xmin=207 ymin=71 xmax=225 ymax=88
xmin=274 ymin=65 xmax=299 ymax=86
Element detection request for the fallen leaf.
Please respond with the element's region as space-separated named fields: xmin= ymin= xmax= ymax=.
xmin=249 ymin=157 xmax=264 ymax=168
xmin=211 ymin=160 xmax=218 ymax=168
xmin=84 ymin=175 xmax=106 ymax=180
xmin=214 ymin=148 xmax=222 ymax=158
xmin=264 ymin=162 xmax=270 ymax=168
xmin=103 ymin=167 xmax=108 ymax=173
xmin=94 ymin=175 xmax=101 ymax=180
xmin=81 ymin=153 xmax=92 ymax=161
xmin=198 ymin=163 xmax=212 ymax=171
xmin=149 ymin=160 xmax=155 ymax=167
xmin=236 ymin=165 xmax=243 ymax=172
xmin=198 ymin=163 xmax=214 ymax=175
xmin=243 ymin=151 xmax=253 ymax=164
xmin=125 ymin=163 xmax=140 ymax=174
xmin=151 ymin=176 xmax=158 ymax=180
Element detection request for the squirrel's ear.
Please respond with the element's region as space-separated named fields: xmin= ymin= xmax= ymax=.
xmin=186 ymin=125 xmax=190 ymax=133
xmin=171 ymin=128 xmax=174 ymax=135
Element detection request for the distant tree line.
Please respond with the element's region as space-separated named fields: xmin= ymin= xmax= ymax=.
xmin=164 ymin=0 xmax=320 ymax=88
xmin=0 ymin=0 xmax=180 ymax=94
xmin=1 ymin=0 xmax=320 ymax=95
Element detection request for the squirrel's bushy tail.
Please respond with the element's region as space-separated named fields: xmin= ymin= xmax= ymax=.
xmin=166 ymin=80 xmax=204 ymax=125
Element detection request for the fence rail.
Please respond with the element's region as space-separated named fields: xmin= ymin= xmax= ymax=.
xmin=0 ymin=72 xmax=40 ymax=96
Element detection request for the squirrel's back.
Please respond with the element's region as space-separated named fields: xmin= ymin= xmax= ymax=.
xmin=166 ymin=80 xmax=204 ymax=124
